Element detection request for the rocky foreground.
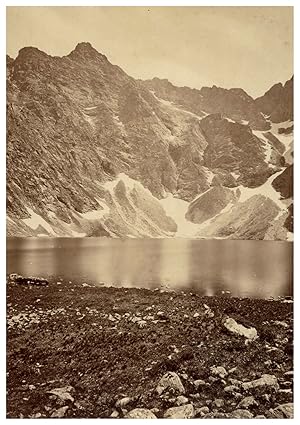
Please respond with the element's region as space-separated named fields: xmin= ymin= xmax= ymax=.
xmin=7 ymin=276 xmax=293 ymax=419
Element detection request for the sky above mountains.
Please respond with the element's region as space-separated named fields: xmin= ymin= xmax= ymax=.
xmin=6 ymin=6 xmax=293 ymax=98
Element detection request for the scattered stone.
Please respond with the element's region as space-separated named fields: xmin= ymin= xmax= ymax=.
xmin=210 ymin=365 xmax=227 ymax=379
xmin=224 ymin=385 xmax=239 ymax=393
xmin=50 ymin=406 xmax=69 ymax=418
xmin=242 ymin=374 xmax=279 ymax=391
xmin=110 ymin=410 xmax=119 ymax=418
xmin=189 ymin=393 xmax=200 ymax=400
xmin=270 ymin=403 xmax=293 ymax=419
xmin=10 ymin=275 xmax=49 ymax=286
xmin=137 ymin=320 xmax=147 ymax=328
xmin=255 ymin=415 xmax=266 ymax=419
xmin=194 ymin=379 xmax=206 ymax=389
xmin=193 ymin=312 xmax=200 ymax=318
xmin=284 ymin=371 xmax=293 ymax=377
xmin=228 ymin=378 xmax=242 ymax=386
xmin=125 ymin=408 xmax=157 ymax=419
xmin=237 ymin=396 xmax=257 ymax=409
xmin=108 ymin=314 xmax=115 ymax=322
xmin=176 ymin=395 xmax=189 ymax=406
xmin=115 ymin=397 xmax=133 ymax=408
xmin=164 ymin=404 xmax=195 ymax=419
xmin=229 ymin=409 xmax=254 ymax=419
xmin=274 ymin=320 xmax=289 ymax=328
xmin=157 ymin=372 xmax=185 ymax=395
xmin=224 ymin=317 xmax=258 ymax=341
xmin=179 ymin=373 xmax=188 ymax=380
xmin=195 ymin=406 xmax=210 ymax=417
xmin=278 ymin=388 xmax=292 ymax=395
xmin=32 ymin=412 xmax=42 ymax=418
xmin=213 ymin=398 xmax=225 ymax=408
xmin=28 ymin=384 xmax=36 ymax=390
xmin=47 ymin=386 xmax=74 ymax=403
xmin=205 ymin=412 xmax=230 ymax=419
xmin=203 ymin=304 xmax=215 ymax=318
xmin=234 ymin=393 xmax=243 ymax=400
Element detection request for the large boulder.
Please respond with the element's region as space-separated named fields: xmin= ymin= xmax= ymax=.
xmin=164 ymin=404 xmax=195 ymax=419
xmin=156 ymin=372 xmax=185 ymax=395
xmin=125 ymin=408 xmax=157 ymax=419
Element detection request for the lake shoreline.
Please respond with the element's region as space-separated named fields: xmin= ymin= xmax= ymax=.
xmin=7 ymin=237 xmax=293 ymax=300
xmin=7 ymin=276 xmax=293 ymax=419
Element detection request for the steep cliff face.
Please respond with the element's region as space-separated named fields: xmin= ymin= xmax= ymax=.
xmin=7 ymin=43 xmax=293 ymax=240
xmin=200 ymin=114 xmax=275 ymax=188
xmin=7 ymin=43 xmax=177 ymax=222
xmin=255 ymin=77 xmax=293 ymax=123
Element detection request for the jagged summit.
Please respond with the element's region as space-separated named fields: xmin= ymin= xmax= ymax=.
xmin=13 ymin=42 xmax=107 ymax=63
xmin=74 ymin=41 xmax=95 ymax=51
xmin=17 ymin=46 xmax=49 ymax=58
xmin=68 ymin=41 xmax=107 ymax=61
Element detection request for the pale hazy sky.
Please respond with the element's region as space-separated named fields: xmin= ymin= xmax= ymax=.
xmin=6 ymin=6 xmax=293 ymax=98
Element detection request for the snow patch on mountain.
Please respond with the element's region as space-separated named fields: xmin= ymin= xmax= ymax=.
xmin=237 ymin=170 xmax=287 ymax=209
xmin=203 ymin=167 xmax=215 ymax=184
xmin=252 ymin=130 xmax=273 ymax=162
xmin=22 ymin=207 xmax=56 ymax=235
xmin=231 ymin=172 xmax=240 ymax=179
xmin=159 ymin=192 xmax=236 ymax=238
xmin=84 ymin=106 xmax=98 ymax=111
xmin=103 ymin=173 xmax=138 ymax=192
xmin=159 ymin=194 xmax=199 ymax=237
xmin=271 ymin=121 xmax=293 ymax=155
xmin=150 ymin=90 xmax=205 ymax=120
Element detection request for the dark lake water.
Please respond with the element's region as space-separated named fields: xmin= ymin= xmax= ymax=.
xmin=7 ymin=238 xmax=293 ymax=299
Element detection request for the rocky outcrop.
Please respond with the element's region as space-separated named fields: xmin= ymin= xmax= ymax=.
xmin=200 ymin=114 xmax=275 ymax=188
xmin=255 ymin=76 xmax=293 ymax=123
xmin=142 ymin=77 xmax=269 ymax=130
xmin=186 ymin=186 xmax=236 ymax=224
xmin=272 ymin=165 xmax=293 ymax=199
xmin=7 ymin=174 xmax=177 ymax=238
xmin=198 ymin=195 xmax=280 ymax=240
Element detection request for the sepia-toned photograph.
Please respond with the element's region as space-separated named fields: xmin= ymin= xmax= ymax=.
xmin=6 ymin=4 xmax=293 ymax=419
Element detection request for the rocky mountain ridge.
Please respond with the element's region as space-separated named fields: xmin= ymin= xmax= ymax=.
xmin=6 ymin=42 xmax=293 ymax=240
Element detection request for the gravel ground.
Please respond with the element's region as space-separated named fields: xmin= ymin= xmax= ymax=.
xmin=6 ymin=276 xmax=293 ymax=419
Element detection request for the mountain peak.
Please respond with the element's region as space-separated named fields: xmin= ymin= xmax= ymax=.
xmin=68 ymin=42 xmax=106 ymax=61
xmin=74 ymin=41 xmax=95 ymax=52
xmin=17 ymin=46 xmax=49 ymax=60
